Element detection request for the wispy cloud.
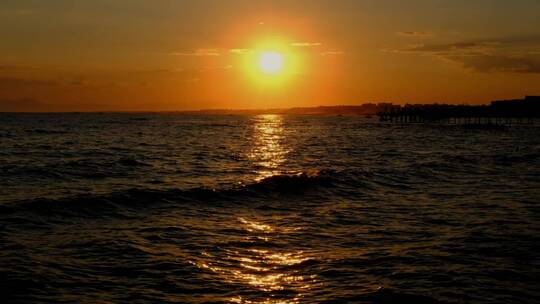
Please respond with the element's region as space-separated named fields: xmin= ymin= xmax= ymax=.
xmin=291 ymin=42 xmax=322 ymax=47
xmin=229 ymin=48 xmax=250 ymax=54
xmin=170 ymin=48 xmax=221 ymax=56
xmin=397 ymin=31 xmax=433 ymax=38
xmin=396 ymin=41 xmax=498 ymax=55
xmin=445 ymin=54 xmax=540 ymax=74
xmin=387 ymin=35 xmax=540 ymax=74
xmin=320 ymin=51 xmax=344 ymax=56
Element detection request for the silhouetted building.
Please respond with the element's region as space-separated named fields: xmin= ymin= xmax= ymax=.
xmin=525 ymin=96 xmax=540 ymax=102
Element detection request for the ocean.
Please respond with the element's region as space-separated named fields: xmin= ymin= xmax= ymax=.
xmin=1 ymin=113 xmax=539 ymax=303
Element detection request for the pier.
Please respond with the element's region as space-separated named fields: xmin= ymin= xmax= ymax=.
xmin=378 ymin=96 xmax=540 ymax=125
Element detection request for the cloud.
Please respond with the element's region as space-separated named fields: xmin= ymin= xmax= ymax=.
xmin=405 ymin=41 xmax=498 ymax=53
xmin=170 ymin=48 xmax=221 ymax=56
xmin=229 ymin=48 xmax=250 ymax=54
xmin=291 ymin=42 xmax=322 ymax=47
xmin=445 ymin=54 xmax=540 ymax=74
xmin=388 ymin=35 xmax=540 ymax=74
xmin=396 ymin=41 xmax=498 ymax=56
xmin=0 ymin=67 xmax=209 ymax=95
xmin=320 ymin=51 xmax=344 ymax=56
xmin=397 ymin=31 xmax=433 ymax=38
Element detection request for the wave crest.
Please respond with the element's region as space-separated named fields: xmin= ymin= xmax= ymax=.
xmin=0 ymin=170 xmax=342 ymax=220
xmin=249 ymin=171 xmax=333 ymax=193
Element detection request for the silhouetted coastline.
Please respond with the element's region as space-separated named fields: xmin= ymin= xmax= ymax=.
xmin=171 ymin=104 xmax=388 ymax=116
xmin=378 ymin=96 xmax=540 ymax=125
xmin=164 ymin=96 xmax=540 ymax=124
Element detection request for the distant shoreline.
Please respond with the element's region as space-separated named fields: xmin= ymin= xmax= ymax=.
xmin=1 ymin=96 xmax=537 ymax=115
xmin=0 ymin=103 xmax=478 ymax=115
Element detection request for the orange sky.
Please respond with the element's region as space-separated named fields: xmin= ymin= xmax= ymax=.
xmin=1 ymin=0 xmax=540 ymax=111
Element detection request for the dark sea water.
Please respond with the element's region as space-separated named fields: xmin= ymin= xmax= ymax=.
xmin=1 ymin=113 xmax=539 ymax=304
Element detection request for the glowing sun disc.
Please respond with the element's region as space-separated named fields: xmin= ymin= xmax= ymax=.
xmin=258 ymin=52 xmax=284 ymax=74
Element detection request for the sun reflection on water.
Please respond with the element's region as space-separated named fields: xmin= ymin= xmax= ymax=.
xmin=248 ymin=114 xmax=289 ymax=181
xmin=191 ymin=216 xmax=315 ymax=304
xmin=189 ymin=115 xmax=315 ymax=303
xmin=239 ymin=217 xmax=274 ymax=233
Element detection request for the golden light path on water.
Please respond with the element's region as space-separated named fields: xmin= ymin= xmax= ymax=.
xmin=191 ymin=115 xmax=316 ymax=303
xmin=248 ymin=114 xmax=290 ymax=181
xmin=193 ymin=216 xmax=315 ymax=304
xmin=228 ymin=217 xmax=314 ymax=304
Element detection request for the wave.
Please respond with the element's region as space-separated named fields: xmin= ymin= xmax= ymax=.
xmin=3 ymin=167 xmax=447 ymax=221
xmin=250 ymin=171 xmax=333 ymax=192
xmin=0 ymin=170 xmax=342 ymax=220
xmin=338 ymin=287 xmax=446 ymax=304
xmin=0 ymin=157 xmax=153 ymax=180
xmin=0 ymin=131 xmax=13 ymax=138
xmin=24 ymin=129 xmax=68 ymax=135
xmin=494 ymin=151 xmax=540 ymax=165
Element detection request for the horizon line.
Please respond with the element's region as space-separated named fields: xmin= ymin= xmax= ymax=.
xmin=0 ymin=100 xmax=509 ymax=114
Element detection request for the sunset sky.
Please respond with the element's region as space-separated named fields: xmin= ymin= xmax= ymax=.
xmin=1 ymin=0 xmax=540 ymax=111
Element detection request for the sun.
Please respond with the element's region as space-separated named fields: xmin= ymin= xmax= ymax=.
xmin=237 ymin=37 xmax=302 ymax=88
xmin=258 ymin=51 xmax=284 ymax=75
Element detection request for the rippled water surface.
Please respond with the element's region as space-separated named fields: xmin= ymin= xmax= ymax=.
xmin=1 ymin=113 xmax=539 ymax=303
